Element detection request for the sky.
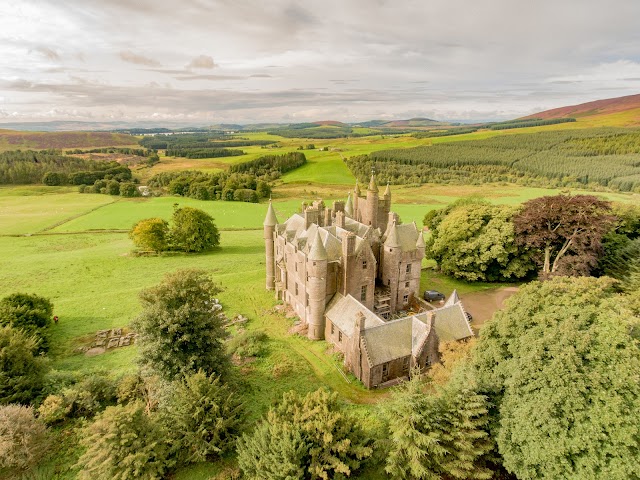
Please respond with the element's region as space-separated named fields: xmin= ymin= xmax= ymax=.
xmin=1 ymin=0 xmax=640 ymax=125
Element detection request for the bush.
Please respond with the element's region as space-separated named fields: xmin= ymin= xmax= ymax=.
xmin=119 ymin=182 xmax=138 ymax=197
xmin=105 ymin=180 xmax=120 ymax=195
xmin=42 ymin=171 xmax=65 ymax=186
xmin=0 ymin=325 xmax=47 ymax=405
xmin=161 ymin=371 xmax=243 ymax=464
xmin=76 ymin=402 xmax=170 ymax=480
xmin=232 ymin=188 xmax=259 ymax=203
xmin=0 ymin=292 xmax=53 ymax=352
xmin=37 ymin=394 xmax=68 ymax=425
xmin=227 ymin=330 xmax=268 ymax=359
xmin=0 ymin=404 xmax=48 ymax=470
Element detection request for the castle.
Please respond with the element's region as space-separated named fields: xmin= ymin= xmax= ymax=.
xmin=264 ymin=175 xmax=473 ymax=388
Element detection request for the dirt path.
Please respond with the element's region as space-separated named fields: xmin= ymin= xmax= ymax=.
xmin=461 ymin=287 xmax=519 ymax=331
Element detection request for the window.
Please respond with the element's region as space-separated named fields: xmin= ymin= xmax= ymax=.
xmin=406 ymin=264 xmax=412 ymax=273
xmin=405 ymin=281 xmax=410 ymax=288
xmin=402 ymin=357 xmax=410 ymax=373
xmin=295 ymin=262 xmax=297 ymax=272
xmin=295 ymin=283 xmax=299 ymax=295
xmin=338 ymin=331 xmax=342 ymax=342
xmin=360 ymin=285 xmax=367 ymax=302
xmin=382 ymin=362 xmax=389 ymax=379
xmin=403 ymin=294 xmax=409 ymax=304
xmin=331 ymin=322 xmax=334 ymax=334
xmin=362 ymin=260 xmax=367 ymax=269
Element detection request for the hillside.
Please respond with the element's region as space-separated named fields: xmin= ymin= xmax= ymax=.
xmin=522 ymin=93 xmax=640 ymax=126
xmin=0 ymin=129 xmax=139 ymax=152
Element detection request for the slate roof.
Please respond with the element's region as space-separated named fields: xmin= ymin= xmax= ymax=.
xmin=431 ymin=303 xmax=473 ymax=341
xmin=362 ymin=318 xmax=412 ymax=365
xmin=263 ymin=201 xmax=279 ymax=226
xmin=383 ymin=221 xmax=421 ymax=252
xmin=325 ymin=294 xmax=384 ymax=337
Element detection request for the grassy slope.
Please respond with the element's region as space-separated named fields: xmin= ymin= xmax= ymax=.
xmin=0 ymin=129 xmax=139 ymax=152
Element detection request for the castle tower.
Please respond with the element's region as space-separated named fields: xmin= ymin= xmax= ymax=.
xmin=307 ymin=230 xmax=328 ymax=340
xmin=364 ymin=173 xmax=379 ymax=228
xmin=264 ymin=201 xmax=278 ymax=290
xmin=345 ymin=192 xmax=354 ymax=218
xmin=353 ymin=180 xmax=361 ymax=221
xmin=382 ymin=221 xmax=401 ymax=311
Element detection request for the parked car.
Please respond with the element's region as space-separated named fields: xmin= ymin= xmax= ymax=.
xmin=423 ymin=290 xmax=445 ymax=302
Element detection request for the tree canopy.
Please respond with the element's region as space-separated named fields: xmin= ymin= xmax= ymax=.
xmin=513 ymin=194 xmax=614 ymax=277
xmin=0 ymin=293 xmax=53 ymax=352
xmin=130 ymin=218 xmax=170 ymax=253
xmin=425 ymin=201 xmax=534 ymax=281
xmin=131 ymin=269 xmax=230 ymax=381
xmin=473 ymin=277 xmax=640 ymax=479
xmin=170 ymin=206 xmax=220 ymax=253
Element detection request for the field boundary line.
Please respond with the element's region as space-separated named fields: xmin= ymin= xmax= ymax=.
xmin=37 ymin=198 xmax=120 ymax=233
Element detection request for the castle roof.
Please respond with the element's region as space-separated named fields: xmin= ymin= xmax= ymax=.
xmin=384 ymin=222 xmax=401 ymax=248
xmin=308 ymin=230 xmax=328 ymax=261
xmin=384 ymin=182 xmax=391 ymax=197
xmin=354 ymin=180 xmax=361 ymax=195
xmin=263 ymin=201 xmax=279 ymax=226
xmin=416 ymin=230 xmax=425 ymax=249
xmin=383 ymin=221 xmax=420 ymax=252
xmin=368 ymin=173 xmax=379 ymax=193
xmin=444 ymin=289 xmax=460 ymax=307
xmin=325 ymin=294 xmax=384 ymax=337
xmin=345 ymin=193 xmax=354 ymax=217
xmin=431 ymin=303 xmax=473 ymax=341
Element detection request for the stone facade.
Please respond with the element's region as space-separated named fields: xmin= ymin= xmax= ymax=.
xmin=264 ymin=175 xmax=474 ymax=388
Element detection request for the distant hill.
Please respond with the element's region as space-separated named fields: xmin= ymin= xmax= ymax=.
xmin=521 ymin=93 xmax=640 ymax=126
xmin=381 ymin=118 xmax=446 ymax=128
xmin=313 ymin=120 xmax=349 ymax=127
xmin=0 ymin=129 xmax=139 ymax=152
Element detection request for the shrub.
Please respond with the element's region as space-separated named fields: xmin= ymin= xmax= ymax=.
xmin=227 ymin=330 xmax=268 ymax=359
xmin=105 ymin=180 xmax=120 ymax=195
xmin=76 ymin=402 xmax=170 ymax=480
xmin=169 ymin=206 xmax=220 ymax=253
xmin=0 ymin=292 xmax=53 ymax=352
xmin=42 ymin=171 xmax=65 ymax=186
xmin=119 ymin=182 xmax=138 ymax=197
xmin=0 ymin=404 xmax=48 ymax=470
xmin=37 ymin=394 xmax=68 ymax=425
xmin=232 ymin=188 xmax=259 ymax=203
xmin=0 ymin=325 xmax=47 ymax=405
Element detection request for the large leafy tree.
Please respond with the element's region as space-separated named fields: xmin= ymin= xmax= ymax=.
xmin=131 ymin=269 xmax=230 ymax=381
xmin=513 ymin=194 xmax=615 ymax=277
xmin=129 ymin=217 xmax=169 ymax=253
xmin=473 ymin=277 xmax=640 ymax=479
xmin=425 ymin=201 xmax=534 ymax=281
xmin=385 ymin=371 xmax=492 ymax=480
xmin=0 ymin=293 xmax=53 ymax=352
xmin=237 ymin=389 xmax=372 ymax=480
xmin=0 ymin=325 xmax=48 ymax=405
xmin=170 ymin=206 xmax=220 ymax=253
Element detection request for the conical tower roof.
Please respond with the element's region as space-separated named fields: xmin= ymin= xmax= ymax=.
xmin=308 ymin=230 xmax=328 ymax=261
xmin=384 ymin=182 xmax=391 ymax=197
xmin=444 ymin=289 xmax=460 ymax=307
xmin=368 ymin=173 xmax=379 ymax=193
xmin=354 ymin=180 xmax=361 ymax=195
xmin=384 ymin=222 xmax=401 ymax=248
xmin=263 ymin=201 xmax=279 ymax=226
xmin=416 ymin=230 xmax=425 ymax=249
xmin=345 ymin=192 xmax=354 ymax=217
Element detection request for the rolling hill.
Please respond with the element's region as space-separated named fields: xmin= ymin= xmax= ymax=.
xmin=522 ymin=93 xmax=640 ymax=127
xmin=0 ymin=129 xmax=139 ymax=152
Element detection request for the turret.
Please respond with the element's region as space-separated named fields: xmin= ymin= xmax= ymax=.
xmin=381 ymin=221 xmax=401 ymax=311
xmin=364 ymin=173 xmax=379 ymax=228
xmin=353 ymin=180 xmax=361 ymax=221
xmin=345 ymin=192 xmax=354 ymax=218
xmin=307 ymin=231 xmax=328 ymax=340
xmin=264 ymin=201 xmax=279 ymax=290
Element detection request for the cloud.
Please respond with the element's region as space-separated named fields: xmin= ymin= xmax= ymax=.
xmin=34 ymin=46 xmax=60 ymax=61
xmin=186 ymin=55 xmax=217 ymax=69
xmin=119 ymin=50 xmax=161 ymax=67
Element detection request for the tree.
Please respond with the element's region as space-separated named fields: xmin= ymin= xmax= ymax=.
xmin=160 ymin=371 xmax=243 ymax=464
xmin=0 ymin=404 xmax=49 ymax=470
xmin=42 ymin=171 xmax=65 ymax=186
xmin=0 ymin=325 xmax=47 ymax=405
xmin=119 ymin=182 xmax=139 ymax=198
xmin=169 ymin=206 xmax=220 ymax=253
xmin=131 ymin=269 xmax=230 ymax=381
xmin=513 ymin=194 xmax=615 ymax=277
xmin=473 ymin=277 xmax=640 ymax=479
xmin=425 ymin=202 xmax=534 ymax=281
xmin=130 ymin=218 xmax=170 ymax=253
xmin=237 ymin=389 xmax=372 ymax=479
xmin=0 ymin=292 xmax=53 ymax=351
xmin=76 ymin=402 xmax=170 ymax=480
xmin=385 ymin=371 xmax=492 ymax=480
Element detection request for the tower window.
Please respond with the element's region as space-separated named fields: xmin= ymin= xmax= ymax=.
xmin=331 ymin=323 xmax=335 ymax=334
xmin=405 ymin=282 xmax=410 ymax=288
xmin=403 ymin=294 xmax=409 ymax=304
xmin=406 ymin=264 xmax=412 ymax=273
xmin=362 ymin=260 xmax=367 ymax=269
xmin=339 ymin=331 xmax=342 ymax=342
xmin=295 ymin=283 xmax=299 ymax=295
xmin=361 ymin=285 xmax=367 ymax=302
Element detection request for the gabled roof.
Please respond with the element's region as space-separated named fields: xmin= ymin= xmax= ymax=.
xmin=383 ymin=221 xmax=420 ymax=252
xmin=362 ymin=317 xmax=412 ymax=366
xmin=432 ymin=303 xmax=473 ymax=341
xmin=444 ymin=289 xmax=460 ymax=307
xmin=325 ymin=294 xmax=384 ymax=337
